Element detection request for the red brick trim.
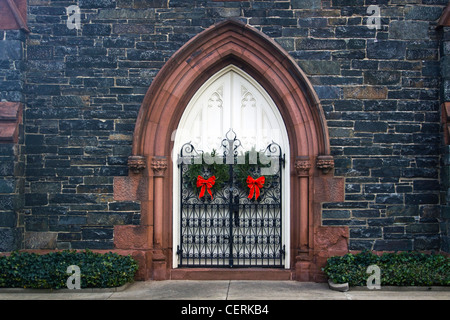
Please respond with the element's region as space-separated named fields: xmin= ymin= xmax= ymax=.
xmin=438 ymin=4 xmax=450 ymax=27
xmin=0 ymin=102 xmax=23 ymax=144
xmin=0 ymin=0 xmax=29 ymax=32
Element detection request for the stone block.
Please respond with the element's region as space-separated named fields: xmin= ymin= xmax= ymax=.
xmin=0 ymin=228 xmax=22 ymax=251
xmin=322 ymin=210 xmax=350 ymax=219
xmin=375 ymin=193 xmax=403 ymax=204
xmin=405 ymin=193 xmax=439 ymax=205
xmin=82 ymin=227 xmax=113 ymax=240
xmin=79 ymin=0 xmax=116 ymax=8
xmin=71 ymin=240 xmax=114 ymax=249
xmin=364 ymin=71 xmax=401 ymax=85
xmin=373 ymin=239 xmax=413 ymax=251
xmin=354 ymin=121 xmax=387 ymax=132
xmin=59 ymin=215 xmax=87 ymax=225
xmin=24 ymin=231 xmax=57 ymax=249
xmin=335 ymin=26 xmax=376 ymax=38
xmin=367 ymin=40 xmax=406 ymax=59
xmin=109 ymin=201 xmax=140 ymax=211
xmin=389 ymin=20 xmax=429 ymax=40
xmin=49 ymin=193 xmax=98 ymax=204
xmin=348 ymin=239 xmax=373 ymax=250
xmin=65 ymin=56 xmax=117 ymax=69
xmin=364 ymin=184 xmax=395 ymax=194
xmin=291 ymin=0 xmax=321 ymax=9
xmin=332 ymin=0 xmax=364 ymax=6
xmin=297 ymin=60 xmax=340 ymax=75
xmin=295 ymin=38 xmax=346 ymax=50
xmin=343 ymin=86 xmax=387 ymax=99
xmin=406 ymin=223 xmax=440 ymax=234
xmin=103 ymin=37 xmax=135 ymax=48
xmin=386 ymin=205 xmax=419 ymax=217
xmin=0 ymin=179 xmax=15 ymax=193
xmin=33 ymin=206 xmax=68 ymax=216
xmin=25 ymin=193 xmax=48 ymax=206
xmin=82 ymin=24 xmax=112 ymax=36
xmin=350 ymin=227 xmax=382 ymax=238
xmin=27 ymin=46 xmax=53 ymax=60
xmin=0 ymin=41 xmax=22 ymax=60
xmin=314 ymin=86 xmax=341 ymax=99
xmin=113 ymin=24 xmax=155 ymax=34
xmin=414 ymin=235 xmax=440 ymax=250
xmin=0 ymin=211 xmax=16 ymax=227
xmin=405 ymin=6 xmax=443 ymax=21
xmin=406 ymin=48 xmax=438 ymax=60
xmin=57 ymin=232 xmax=81 ymax=241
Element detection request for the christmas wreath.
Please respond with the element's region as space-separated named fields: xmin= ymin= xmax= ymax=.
xmin=183 ymin=149 xmax=272 ymax=200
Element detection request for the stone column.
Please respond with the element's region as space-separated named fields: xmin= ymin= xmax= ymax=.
xmin=294 ymin=157 xmax=311 ymax=252
xmin=150 ymin=156 xmax=168 ymax=279
xmin=294 ymin=157 xmax=311 ymax=281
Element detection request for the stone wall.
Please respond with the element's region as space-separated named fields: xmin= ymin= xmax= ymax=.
xmin=440 ymin=21 xmax=450 ymax=253
xmin=1 ymin=0 xmax=447 ymax=252
xmin=0 ymin=28 xmax=26 ymax=251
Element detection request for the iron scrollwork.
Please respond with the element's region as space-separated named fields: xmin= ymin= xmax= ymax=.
xmin=177 ymin=129 xmax=285 ymax=268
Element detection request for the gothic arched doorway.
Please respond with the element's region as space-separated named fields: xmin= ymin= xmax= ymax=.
xmin=115 ymin=19 xmax=347 ymax=281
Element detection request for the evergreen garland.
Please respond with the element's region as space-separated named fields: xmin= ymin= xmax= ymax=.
xmin=183 ymin=149 xmax=229 ymax=191
xmin=183 ymin=149 xmax=275 ymax=193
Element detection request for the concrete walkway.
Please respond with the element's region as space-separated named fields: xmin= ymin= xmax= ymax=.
xmin=0 ymin=280 xmax=449 ymax=300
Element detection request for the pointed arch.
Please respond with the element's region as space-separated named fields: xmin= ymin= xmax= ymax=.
xmin=132 ymin=19 xmax=330 ymax=159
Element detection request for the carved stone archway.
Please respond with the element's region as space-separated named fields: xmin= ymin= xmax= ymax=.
xmin=114 ymin=19 xmax=347 ymax=281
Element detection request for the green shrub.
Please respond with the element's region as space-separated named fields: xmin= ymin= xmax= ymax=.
xmin=0 ymin=250 xmax=138 ymax=289
xmin=323 ymin=251 xmax=450 ymax=287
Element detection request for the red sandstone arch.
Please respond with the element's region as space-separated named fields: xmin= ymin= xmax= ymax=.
xmin=114 ymin=19 xmax=347 ymax=281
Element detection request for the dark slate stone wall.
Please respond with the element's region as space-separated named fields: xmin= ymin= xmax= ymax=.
xmin=0 ymin=140 xmax=24 ymax=251
xmin=15 ymin=0 xmax=448 ymax=251
xmin=440 ymin=26 xmax=450 ymax=253
xmin=0 ymin=29 xmax=26 ymax=252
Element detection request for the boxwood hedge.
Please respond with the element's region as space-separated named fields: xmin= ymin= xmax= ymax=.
xmin=0 ymin=250 xmax=138 ymax=289
xmin=323 ymin=251 xmax=450 ymax=287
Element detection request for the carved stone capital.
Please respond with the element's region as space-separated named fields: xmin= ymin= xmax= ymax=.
xmin=128 ymin=155 xmax=146 ymax=174
xmin=316 ymin=155 xmax=334 ymax=174
xmin=294 ymin=157 xmax=311 ymax=177
xmin=151 ymin=156 xmax=168 ymax=177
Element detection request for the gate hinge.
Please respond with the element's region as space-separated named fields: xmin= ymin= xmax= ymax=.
xmin=176 ymin=245 xmax=182 ymax=255
xmin=280 ymin=245 xmax=286 ymax=258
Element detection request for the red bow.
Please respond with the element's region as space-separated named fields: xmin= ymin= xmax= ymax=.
xmin=197 ymin=175 xmax=216 ymax=199
xmin=247 ymin=176 xmax=265 ymax=200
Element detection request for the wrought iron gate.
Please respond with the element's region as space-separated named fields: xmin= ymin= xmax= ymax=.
xmin=176 ymin=130 xmax=285 ymax=268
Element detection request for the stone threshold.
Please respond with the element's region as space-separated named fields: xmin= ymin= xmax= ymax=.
xmin=170 ymin=268 xmax=293 ymax=280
